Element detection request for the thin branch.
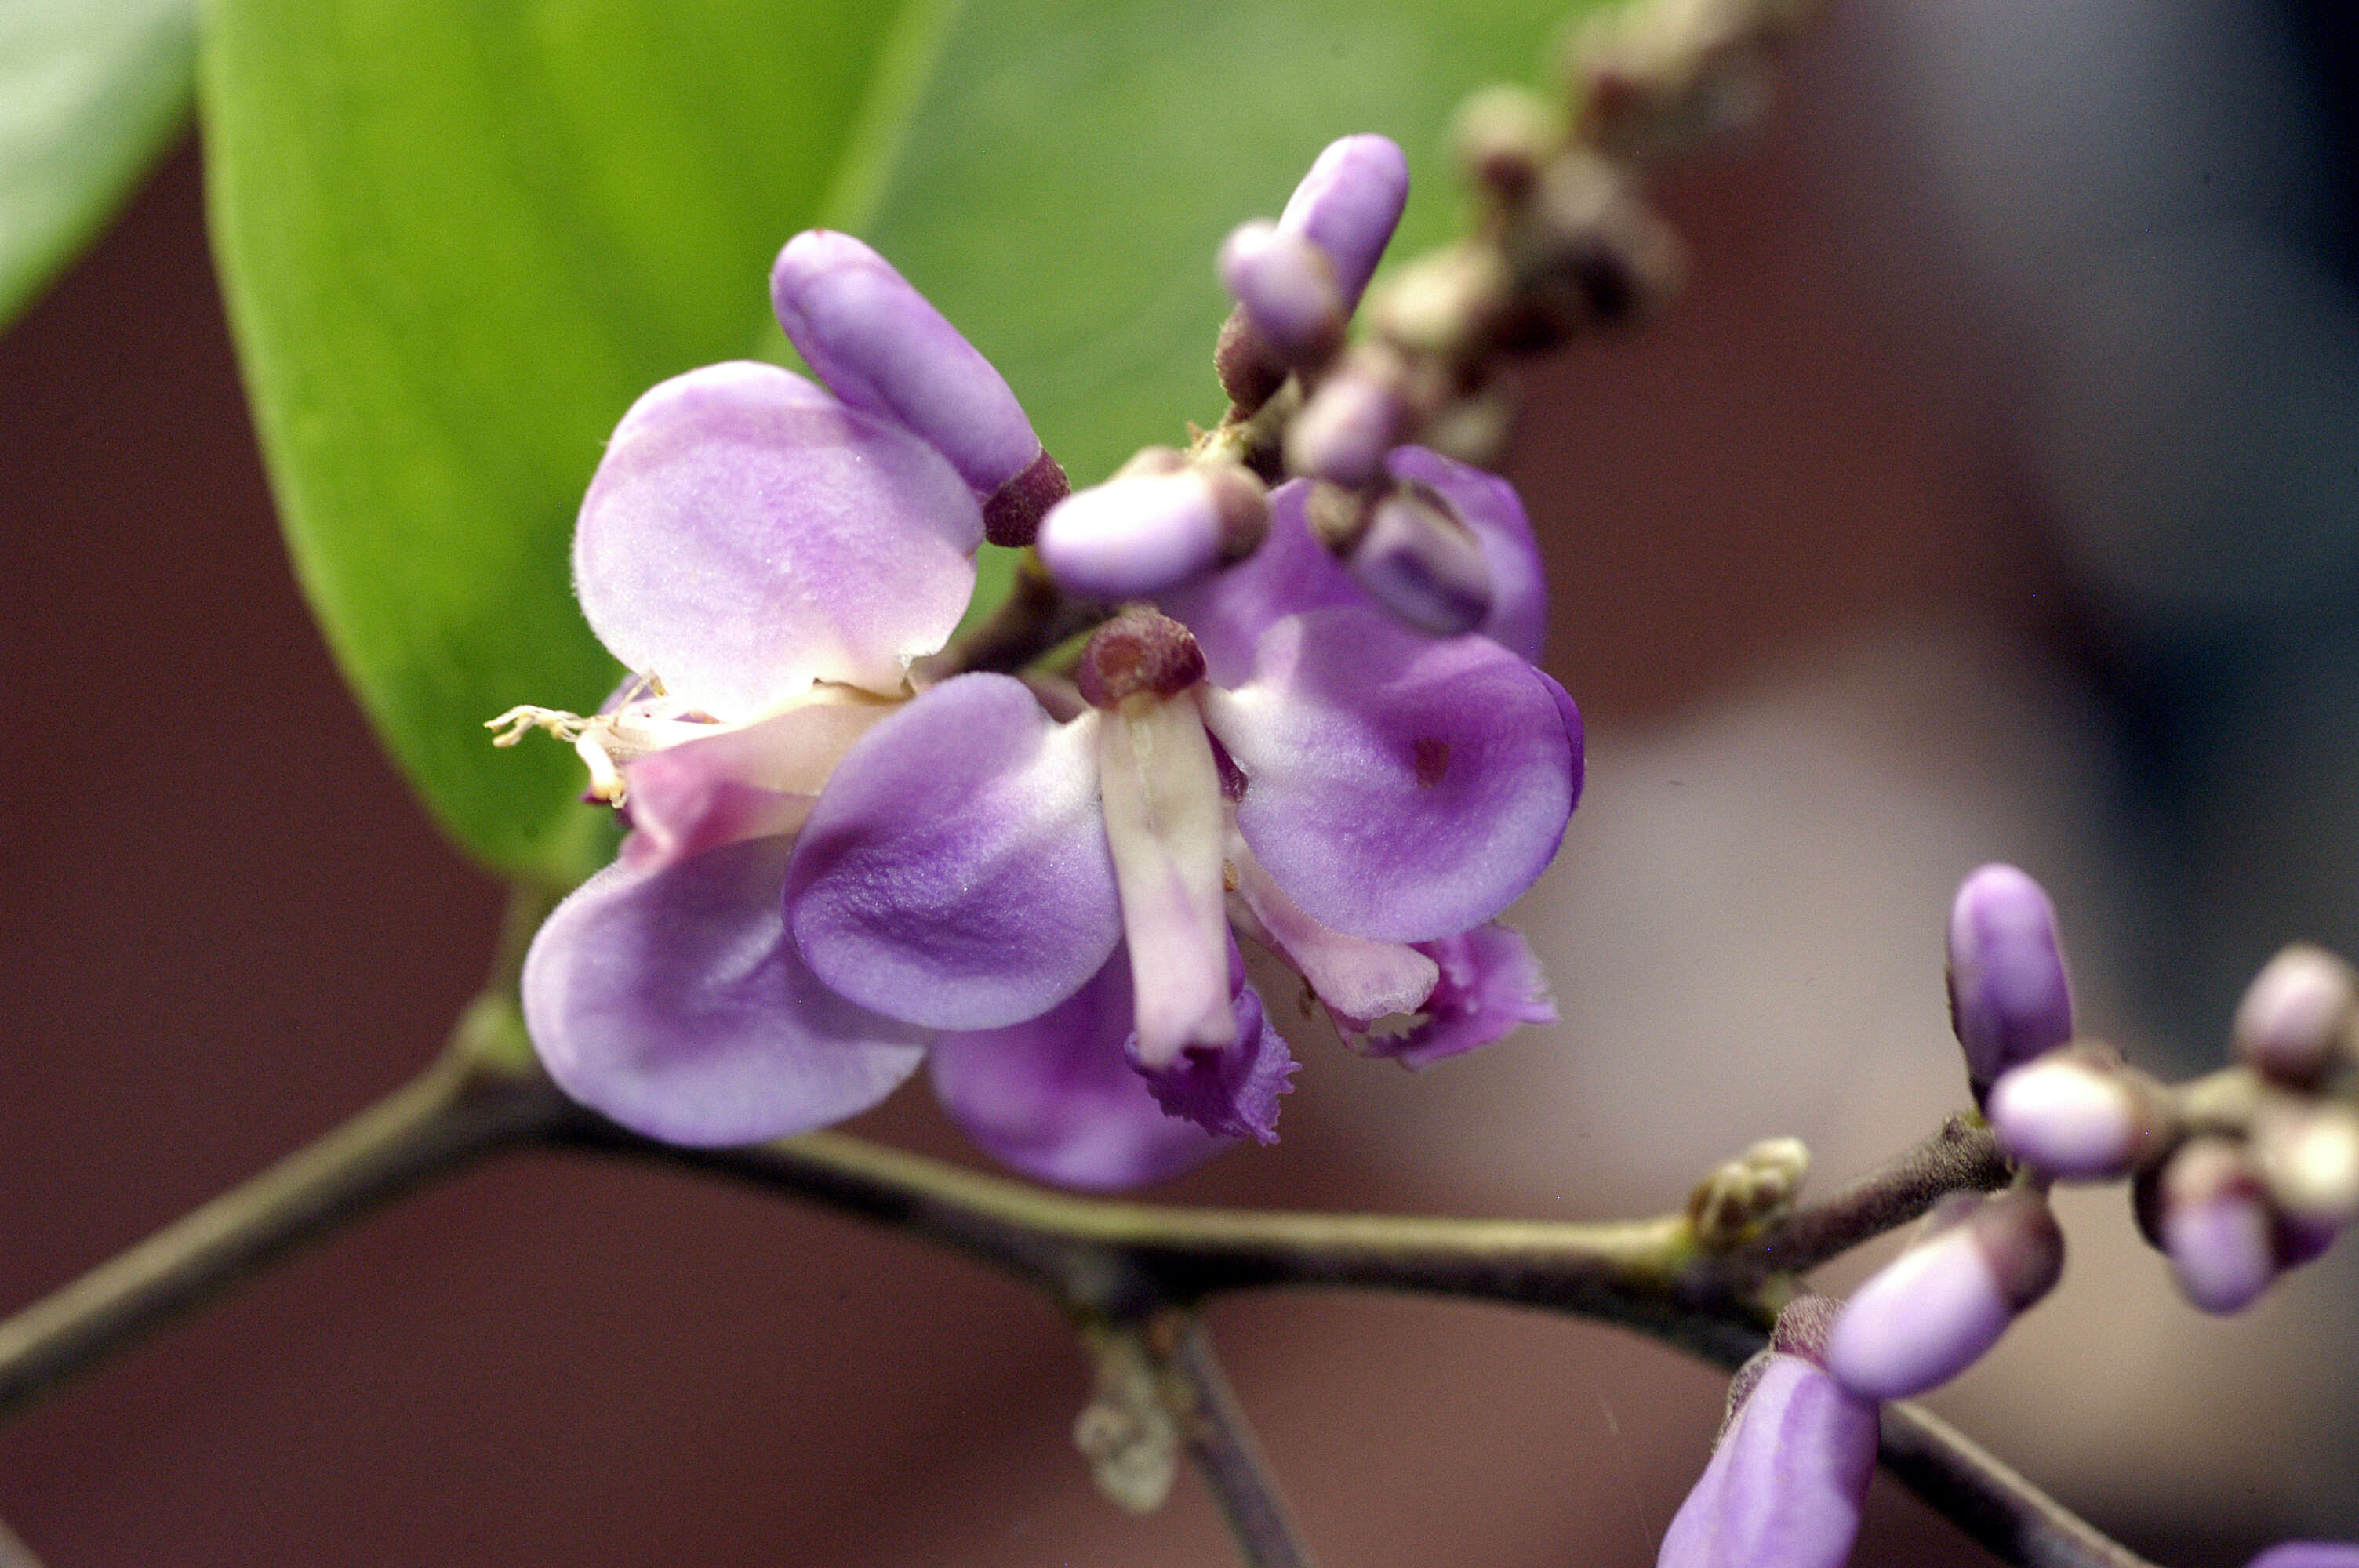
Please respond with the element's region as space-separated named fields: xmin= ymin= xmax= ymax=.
xmin=0 ymin=1040 xmax=564 ymax=1421
xmin=1880 ymin=1403 xmax=2164 ymax=1568
xmin=1153 ymin=1312 xmax=1316 ymax=1568
xmin=1736 ymin=1115 xmax=2012 ymax=1279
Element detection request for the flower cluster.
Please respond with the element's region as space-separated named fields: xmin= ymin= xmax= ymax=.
xmin=1657 ymin=866 xmax=2359 ymax=1566
xmin=494 ymin=139 xmax=1583 ymax=1189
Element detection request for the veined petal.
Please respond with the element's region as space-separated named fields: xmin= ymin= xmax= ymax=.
xmin=770 ymin=231 xmax=1043 ymax=497
xmin=618 ymin=696 xmax=895 ymax=873
xmin=1385 ymin=446 xmax=1547 ymax=664
xmin=1227 ymin=832 xmax=1439 ymax=1025
xmin=1128 ymin=965 xmax=1297 ymax=1143
xmin=929 ymin=951 xmax=1234 ymax=1190
xmin=787 ymin=675 xmax=1121 ymax=1029
xmin=1158 ymin=478 xmax=1361 ymax=686
xmin=1365 ymin=922 xmax=1555 ymax=1069
xmin=1100 ymin=692 xmax=1234 ymax=1068
xmin=522 ymin=837 xmax=927 ymax=1147
xmin=575 ymin=361 xmax=982 ymax=715
xmin=1203 ymin=607 xmax=1580 ymax=942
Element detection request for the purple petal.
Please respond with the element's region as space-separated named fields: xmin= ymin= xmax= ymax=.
xmin=1365 ymin=922 xmax=1557 ymax=1069
xmin=786 ymin=675 xmax=1121 ymax=1029
xmin=1658 ymin=1354 xmax=1878 ymax=1568
xmin=929 ymin=952 xmax=1234 ymax=1190
xmin=1386 ymin=446 xmax=1547 ymax=664
xmin=1825 ymin=1224 xmax=2013 ymax=1401
xmin=1946 ymin=864 xmax=2076 ymax=1094
xmin=1228 ymin=837 xmax=1439 ymax=1025
xmin=576 ymin=361 xmax=981 ymax=714
xmin=619 ymin=700 xmax=892 ymax=873
xmin=1285 ymin=368 xmax=1409 ymax=490
xmin=1128 ymin=970 xmax=1297 ymax=1143
xmin=1037 ymin=472 xmax=1228 ymax=601
xmin=1345 ymin=485 xmax=1492 ymax=637
xmin=770 ymin=230 xmax=1042 ymax=497
xmin=1158 ymin=478 xmax=1362 ymax=687
xmin=522 ymin=837 xmax=927 ymax=1147
xmin=1202 ymin=607 xmax=1580 ymax=942
xmin=2248 ymin=1545 xmax=2359 ymax=1568
xmin=1277 ymin=134 xmax=1410 ymax=308
xmin=1219 ymin=221 xmax=1345 ymax=365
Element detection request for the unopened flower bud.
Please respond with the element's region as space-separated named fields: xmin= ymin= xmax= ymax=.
xmin=1825 ymin=1188 xmax=2063 ymax=1400
xmin=1277 ymin=133 xmax=1409 ymax=310
xmin=1038 ymin=464 xmax=1269 ymax=601
xmin=981 ymin=448 xmax=1072 ymax=549
xmin=2252 ymin=1098 xmax=2359 ymax=1225
xmin=1370 ymin=241 xmax=1511 ymax=362
xmin=1986 ymin=1045 xmax=2164 ymax=1181
xmin=1214 ymin=307 xmax=1289 ymax=412
xmin=1076 ymin=609 xmax=1208 ymax=710
xmin=1501 ymin=151 xmax=1685 ymax=343
xmin=1946 ymin=864 xmax=2075 ymax=1100
xmin=1219 ymin=222 xmax=1347 ymax=368
xmin=1346 ymin=482 xmax=1493 ymax=638
xmin=771 ymin=230 xmax=1049 ymax=503
xmin=1287 ymin=361 xmax=1410 ymax=488
xmin=1687 ymin=1136 xmax=1812 ymax=1247
xmin=2153 ymin=1138 xmax=2277 ymax=1314
xmin=1452 ymin=85 xmax=1558 ymax=202
xmin=2232 ymin=944 xmax=2358 ymax=1087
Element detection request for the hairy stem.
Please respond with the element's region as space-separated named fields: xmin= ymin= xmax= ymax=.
xmin=1153 ymin=1312 xmax=1316 ymax=1568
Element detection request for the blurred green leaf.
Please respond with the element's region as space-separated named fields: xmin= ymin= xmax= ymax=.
xmin=860 ymin=0 xmax=1590 ymax=486
xmin=204 ymin=0 xmax=930 ymax=884
xmin=0 ymin=0 xmax=197 ymax=327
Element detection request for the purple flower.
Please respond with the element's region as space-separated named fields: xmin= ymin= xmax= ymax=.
xmin=1660 ymin=1300 xmax=1879 ymax=1568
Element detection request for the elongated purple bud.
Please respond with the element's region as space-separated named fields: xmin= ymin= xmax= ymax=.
xmin=1287 ymin=363 xmax=1410 ymax=488
xmin=1825 ymin=1189 xmax=2063 ymax=1401
xmin=2233 ymin=945 xmax=2358 ymax=1087
xmin=1219 ymin=221 xmax=1347 ymax=368
xmin=1038 ymin=462 xmax=1269 ymax=601
xmin=1946 ymin=864 xmax=2075 ymax=1098
xmin=1659 ymin=1299 xmax=1877 ymax=1568
xmin=770 ymin=231 xmax=1051 ymax=503
xmin=1347 ymin=482 xmax=1492 ymax=637
xmin=1986 ymin=1047 xmax=2163 ymax=1181
xmin=1277 ymin=134 xmax=1409 ymax=309
xmin=2154 ymin=1138 xmax=2278 ymax=1314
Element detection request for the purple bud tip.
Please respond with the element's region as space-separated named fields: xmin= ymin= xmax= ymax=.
xmin=981 ymin=448 xmax=1070 ymax=549
xmin=2233 ymin=945 xmax=2357 ymax=1087
xmin=1825 ymin=1190 xmax=2059 ymax=1400
xmin=1987 ymin=1054 xmax=2150 ymax=1181
xmin=1038 ymin=466 xmax=1267 ymax=601
xmin=2158 ymin=1139 xmax=2277 ymax=1314
xmin=2248 ymin=1544 xmax=2359 ymax=1568
xmin=1076 ymin=609 xmax=1207 ymax=710
xmin=1946 ymin=863 xmax=2075 ymax=1096
xmin=1286 ymin=366 xmax=1409 ymax=489
xmin=1347 ymin=482 xmax=1492 ymax=637
xmin=1278 ymin=134 xmax=1410 ymax=309
xmin=1219 ymin=221 xmax=1347 ymax=368
xmin=770 ymin=230 xmax=1043 ymax=498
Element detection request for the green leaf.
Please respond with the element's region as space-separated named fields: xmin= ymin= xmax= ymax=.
xmin=0 ymin=0 xmax=198 ymax=327
xmin=203 ymin=0 xmax=928 ymax=885
xmin=859 ymin=0 xmax=1590 ymax=488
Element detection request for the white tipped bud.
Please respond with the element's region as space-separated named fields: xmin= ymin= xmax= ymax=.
xmin=1219 ymin=222 xmax=1347 ymax=369
xmin=2232 ymin=944 xmax=2358 ymax=1087
xmin=2253 ymin=1099 xmax=2359 ymax=1225
xmin=1986 ymin=1048 xmax=2163 ymax=1181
